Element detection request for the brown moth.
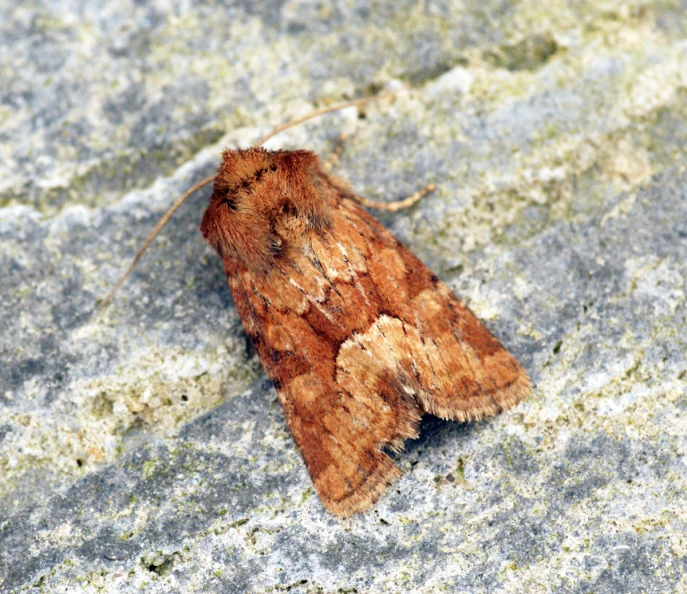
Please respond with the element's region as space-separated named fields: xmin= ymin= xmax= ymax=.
xmin=102 ymin=94 xmax=530 ymax=517
xmin=198 ymin=157 xmax=530 ymax=516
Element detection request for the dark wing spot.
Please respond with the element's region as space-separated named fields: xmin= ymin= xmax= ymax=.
xmin=282 ymin=200 xmax=298 ymax=216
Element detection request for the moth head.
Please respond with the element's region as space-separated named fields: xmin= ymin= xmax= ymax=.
xmin=200 ymin=147 xmax=332 ymax=272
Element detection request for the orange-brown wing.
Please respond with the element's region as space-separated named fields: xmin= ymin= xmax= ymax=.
xmin=227 ymin=194 xmax=529 ymax=517
xmin=342 ymin=200 xmax=531 ymax=423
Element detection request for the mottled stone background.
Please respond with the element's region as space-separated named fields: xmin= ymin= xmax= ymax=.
xmin=2 ymin=1 xmax=687 ymax=592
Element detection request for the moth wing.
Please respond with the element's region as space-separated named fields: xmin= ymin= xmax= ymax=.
xmin=331 ymin=197 xmax=531 ymax=422
xmin=229 ymin=193 xmax=529 ymax=516
xmin=230 ymin=272 xmax=422 ymax=517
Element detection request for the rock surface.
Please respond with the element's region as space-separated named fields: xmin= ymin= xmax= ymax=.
xmin=2 ymin=1 xmax=687 ymax=592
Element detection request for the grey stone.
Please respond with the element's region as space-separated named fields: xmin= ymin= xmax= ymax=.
xmin=2 ymin=1 xmax=687 ymax=592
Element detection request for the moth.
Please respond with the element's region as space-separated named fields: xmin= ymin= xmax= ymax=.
xmin=102 ymin=92 xmax=530 ymax=517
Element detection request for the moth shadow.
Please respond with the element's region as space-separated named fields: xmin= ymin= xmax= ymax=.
xmin=400 ymin=415 xmax=479 ymax=457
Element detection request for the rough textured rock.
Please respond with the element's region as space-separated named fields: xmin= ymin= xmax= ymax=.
xmin=2 ymin=1 xmax=687 ymax=592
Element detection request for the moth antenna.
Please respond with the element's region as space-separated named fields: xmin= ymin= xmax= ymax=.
xmin=352 ymin=183 xmax=436 ymax=212
xmin=98 ymin=174 xmax=216 ymax=310
xmin=100 ymin=87 xmax=406 ymax=310
xmin=255 ymin=87 xmax=405 ymax=147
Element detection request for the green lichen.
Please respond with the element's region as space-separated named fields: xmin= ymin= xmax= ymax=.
xmin=142 ymin=460 xmax=156 ymax=479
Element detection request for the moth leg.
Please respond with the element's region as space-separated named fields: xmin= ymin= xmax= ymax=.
xmin=322 ymin=132 xmax=348 ymax=172
xmin=352 ymin=183 xmax=436 ymax=212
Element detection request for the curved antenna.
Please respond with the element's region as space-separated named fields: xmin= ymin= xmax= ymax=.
xmin=99 ymin=87 xmax=405 ymax=309
xmin=256 ymin=87 xmax=404 ymax=146
xmin=98 ymin=174 xmax=216 ymax=311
